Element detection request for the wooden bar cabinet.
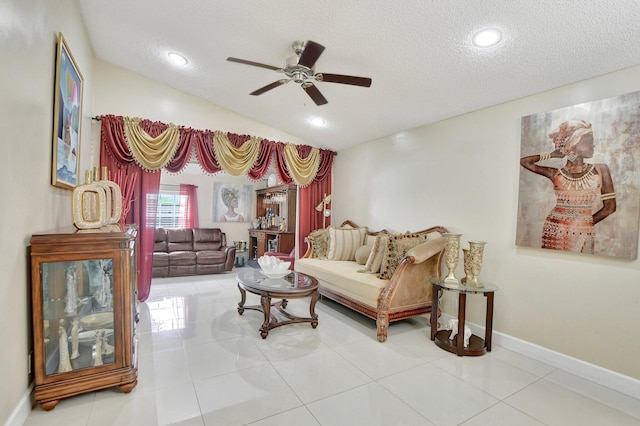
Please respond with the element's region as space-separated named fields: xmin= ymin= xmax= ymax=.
xmin=29 ymin=226 xmax=138 ymax=410
xmin=249 ymin=184 xmax=297 ymax=259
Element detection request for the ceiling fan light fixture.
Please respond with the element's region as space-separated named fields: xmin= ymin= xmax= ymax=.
xmin=285 ymin=56 xmax=300 ymax=70
xmin=168 ymin=52 xmax=188 ymax=66
xmin=472 ymin=28 xmax=502 ymax=48
xmin=309 ymin=117 xmax=326 ymax=127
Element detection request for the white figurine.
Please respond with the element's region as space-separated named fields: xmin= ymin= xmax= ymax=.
xmin=447 ymin=318 xmax=459 ymax=337
xmin=70 ymin=318 xmax=80 ymax=359
xmin=463 ymin=326 xmax=472 ymax=348
xmin=448 ymin=319 xmax=472 ymax=348
xmin=57 ymin=320 xmax=73 ymax=373
xmin=95 ymin=260 xmax=112 ymax=308
xmin=64 ymin=266 xmax=78 ymax=314
xmin=101 ymin=330 xmax=114 ymax=356
xmin=93 ymin=330 xmax=104 ymax=366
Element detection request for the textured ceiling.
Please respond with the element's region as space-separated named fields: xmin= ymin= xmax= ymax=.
xmin=78 ymin=0 xmax=640 ymax=151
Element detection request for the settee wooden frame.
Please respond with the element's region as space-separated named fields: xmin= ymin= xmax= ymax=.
xmin=301 ymin=220 xmax=448 ymax=342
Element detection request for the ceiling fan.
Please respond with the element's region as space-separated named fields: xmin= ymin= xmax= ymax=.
xmin=227 ymin=40 xmax=372 ymax=106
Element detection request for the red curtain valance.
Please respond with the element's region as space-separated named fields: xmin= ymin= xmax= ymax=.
xmin=99 ymin=114 xmax=334 ymax=184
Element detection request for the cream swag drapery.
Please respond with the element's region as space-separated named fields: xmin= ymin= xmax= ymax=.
xmin=123 ymin=117 xmax=322 ymax=186
xmin=123 ymin=117 xmax=180 ymax=170
xmin=212 ymin=130 xmax=262 ymax=177
xmin=284 ymin=143 xmax=320 ymax=186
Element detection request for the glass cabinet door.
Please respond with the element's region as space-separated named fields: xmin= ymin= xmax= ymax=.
xmin=41 ymin=258 xmax=115 ymax=376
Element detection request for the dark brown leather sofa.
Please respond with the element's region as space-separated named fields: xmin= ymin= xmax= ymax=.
xmin=153 ymin=228 xmax=236 ymax=277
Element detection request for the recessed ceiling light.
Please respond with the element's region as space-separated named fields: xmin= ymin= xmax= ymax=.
xmin=310 ymin=117 xmax=326 ymax=127
xmin=168 ymin=52 xmax=188 ymax=66
xmin=472 ymin=28 xmax=502 ymax=48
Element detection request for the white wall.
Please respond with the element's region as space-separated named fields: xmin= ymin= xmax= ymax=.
xmin=0 ymin=0 xmax=94 ymax=422
xmin=333 ymin=65 xmax=640 ymax=380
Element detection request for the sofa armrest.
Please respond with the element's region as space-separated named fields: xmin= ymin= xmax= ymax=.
xmin=375 ymin=237 xmax=445 ymax=341
xmin=302 ymin=237 xmax=313 ymax=258
xmin=222 ymin=245 xmax=236 ymax=270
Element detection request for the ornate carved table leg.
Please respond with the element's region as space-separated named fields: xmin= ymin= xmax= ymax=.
xmin=237 ymin=285 xmax=246 ymax=315
xmin=260 ymin=295 xmax=271 ymax=339
xmin=309 ymin=291 xmax=319 ymax=328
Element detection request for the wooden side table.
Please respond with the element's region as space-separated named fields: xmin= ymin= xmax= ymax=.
xmin=429 ymin=277 xmax=497 ymax=357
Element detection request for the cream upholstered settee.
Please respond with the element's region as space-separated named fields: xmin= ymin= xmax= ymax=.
xmin=295 ymin=220 xmax=447 ymax=342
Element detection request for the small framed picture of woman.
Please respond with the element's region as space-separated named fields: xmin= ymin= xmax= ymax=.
xmin=213 ymin=183 xmax=252 ymax=222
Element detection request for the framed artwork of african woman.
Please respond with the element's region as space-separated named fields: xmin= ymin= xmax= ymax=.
xmin=52 ymin=32 xmax=83 ymax=189
xmin=516 ymin=91 xmax=640 ymax=259
xmin=213 ymin=183 xmax=252 ymax=223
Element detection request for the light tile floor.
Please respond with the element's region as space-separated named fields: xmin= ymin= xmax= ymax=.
xmin=24 ymin=270 xmax=640 ymax=425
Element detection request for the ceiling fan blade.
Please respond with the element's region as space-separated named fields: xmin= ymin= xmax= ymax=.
xmin=227 ymin=57 xmax=281 ymax=71
xmin=317 ymin=73 xmax=372 ymax=87
xmin=250 ymin=80 xmax=289 ymax=96
xmin=302 ymin=83 xmax=328 ymax=106
xmin=298 ymin=41 xmax=325 ymax=69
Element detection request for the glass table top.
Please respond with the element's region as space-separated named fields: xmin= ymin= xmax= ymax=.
xmin=429 ymin=276 xmax=498 ymax=294
xmin=237 ymin=269 xmax=318 ymax=293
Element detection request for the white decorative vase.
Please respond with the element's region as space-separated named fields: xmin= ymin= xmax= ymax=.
xmin=443 ymin=233 xmax=462 ymax=284
xmin=466 ymin=241 xmax=486 ymax=288
xmin=99 ymin=166 xmax=123 ymax=225
xmin=72 ymin=170 xmax=107 ymax=229
xmin=72 ymin=168 xmax=123 ymax=230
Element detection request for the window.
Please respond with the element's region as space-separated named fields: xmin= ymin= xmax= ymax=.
xmin=155 ymin=188 xmax=187 ymax=229
xmin=151 ymin=184 xmax=199 ymax=229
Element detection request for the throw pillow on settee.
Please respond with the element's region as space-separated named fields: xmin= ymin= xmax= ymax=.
xmin=378 ymin=232 xmax=430 ymax=279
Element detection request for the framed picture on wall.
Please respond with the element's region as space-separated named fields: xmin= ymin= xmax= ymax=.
xmin=213 ymin=183 xmax=252 ymax=222
xmin=516 ymin=91 xmax=640 ymax=259
xmin=51 ymin=32 xmax=83 ymax=189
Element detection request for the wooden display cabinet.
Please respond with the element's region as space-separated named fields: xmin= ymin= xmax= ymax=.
xmin=29 ymin=227 xmax=138 ymax=410
xmin=250 ymin=185 xmax=297 ymax=259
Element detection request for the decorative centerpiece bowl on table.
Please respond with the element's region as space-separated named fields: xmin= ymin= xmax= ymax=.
xmin=257 ymin=255 xmax=291 ymax=279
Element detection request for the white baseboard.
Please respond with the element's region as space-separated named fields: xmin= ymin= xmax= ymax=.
xmin=438 ymin=313 xmax=640 ymax=401
xmin=4 ymin=384 xmax=32 ymax=426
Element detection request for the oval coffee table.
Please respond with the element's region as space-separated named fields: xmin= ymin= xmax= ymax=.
xmin=237 ymin=269 xmax=319 ymax=339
